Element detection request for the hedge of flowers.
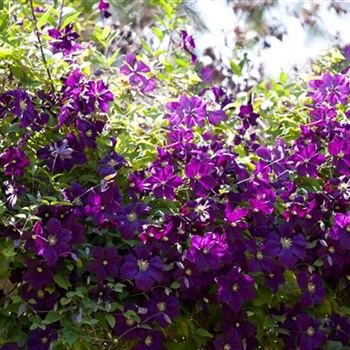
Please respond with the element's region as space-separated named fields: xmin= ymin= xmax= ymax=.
xmin=1 ymin=1 xmax=350 ymax=349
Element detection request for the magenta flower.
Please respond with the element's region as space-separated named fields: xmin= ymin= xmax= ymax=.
xmin=0 ymin=147 xmax=29 ymax=176
xmin=48 ymin=23 xmax=80 ymax=55
xmin=98 ymin=0 xmax=111 ymax=18
xmin=120 ymin=247 xmax=164 ymax=291
xmin=87 ymin=246 xmax=119 ymax=282
xmin=34 ymin=219 xmax=72 ymax=266
xmin=216 ymin=267 xmax=255 ymax=312
xmin=147 ymin=166 xmax=183 ymax=200
xmin=297 ymin=271 xmax=325 ymax=307
xmin=180 ymin=30 xmax=197 ymax=64
xmin=186 ymin=233 xmax=228 ymax=272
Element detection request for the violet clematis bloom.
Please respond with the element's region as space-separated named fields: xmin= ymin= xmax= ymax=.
xmin=86 ymin=80 xmax=114 ymax=113
xmin=237 ymin=104 xmax=259 ymax=130
xmin=27 ymin=327 xmax=57 ymax=350
xmin=216 ymin=267 xmax=255 ymax=312
xmin=120 ymin=54 xmax=156 ymax=93
xmin=23 ymin=258 xmax=54 ymax=290
xmin=166 ymin=95 xmax=207 ymax=127
xmin=287 ymin=143 xmax=326 ymax=177
xmin=133 ymin=330 xmax=165 ymax=350
xmin=264 ymin=227 xmax=307 ymax=269
xmin=328 ymin=135 xmax=350 ymax=175
xmin=186 ymin=233 xmax=228 ymax=272
xmin=0 ymin=147 xmax=29 ymax=176
xmin=329 ymin=213 xmax=350 ymax=249
xmin=147 ymin=166 xmax=183 ymax=200
xmin=120 ymin=247 xmax=164 ymax=291
xmin=296 ymin=271 xmax=325 ymax=307
xmin=180 ymin=30 xmax=197 ymax=64
xmin=328 ymin=314 xmax=350 ymax=345
xmin=34 ymin=218 xmax=72 ymax=266
xmin=309 ymin=72 xmax=349 ymax=106
xmin=48 ymin=23 xmax=80 ymax=55
xmin=87 ymin=246 xmax=119 ymax=282
xmin=185 ymin=160 xmax=217 ymax=197
xmin=98 ymin=0 xmax=112 ymax=18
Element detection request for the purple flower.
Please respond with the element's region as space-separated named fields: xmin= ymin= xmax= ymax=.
xmin=328 ymin=314 xmax=350 ymax=345
xmin=287 ymin=143 xmax=326 ymax=177
xmin=328 ymin=135 xmax=350 ymax=175
xmin=0 ymin=147 xmax=29 ymax=176
xmin=309 ymin=72 xmax=349 ymax=105
xmin=2 ymin=180 xmax=25 ymax=208
xmin=48 ymin=23 xmax=80 ymax=55
xmin=0 ymin=88 xmax=36 ymax=127
xmin=147 ymin=166 xmax=183 ymax=200
xmin=180 ymin=30 xmax=197 ymax=64
xmin=185 ymin=159 xmax=217 ymax=197
xmin=87 ymin=246 xmax=119 ymax=282
xmin=116 ymin=202 xmax=150 ymax=239
xmin=99 ymin=151 xmax=126 ymax=178
xmin=166 ymin=95 xmax=207 ymax=127
xmin=329 ymin=213 xmax=350 ymax=249
xmin=120 ymin=54 xmax=156 ymax=93
xmin=27 ymin=327 xmax=57 ymax=350
xmin=37 ymin=133 xmax=87 ymax=173
xmin=23 ymin=258 xmax=54 ymax=290
xmin=86 ymin=80 xmax=114 ymax=112
xmin=237 ymin=104 xmax=259 ymax=130
xmin=297 ymin=271 xmax=325 ymax=307
xmin=213 ymin=330 xmax=243 ymax=350
xmin=98 ymin=0 xmax=112 ymax=18
xmin=265 ymin=227 xmax=307 ymax=269
xmin=216 ymin=267 xmax=255 ymax=312
xmin=186 ymin=233 xmax=228 ymax=272
xmin=0 ymin=343 xmax=20 ymax=350
xmin=121 ymin=247 xmax=164 ymax=291
xmin=133 ymin=330 xmax=165 ymax=350
xmin=34 ymin=218 xmax=72 ymax=266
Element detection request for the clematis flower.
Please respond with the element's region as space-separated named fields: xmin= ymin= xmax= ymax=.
xmin=48 ymin=23 xmax=80 ymax=55
xmin=328 ymin=314 xmax=350 ymax=345
xmin=23 ymin=258 xmax=54 ymax=290
xmin=237 ymin=104 xmax=259 ymax=130
xmin=133 ymin=330 xmax=165 ymax=350
xmin=34 ymin=219 xmax=72 ymax=266
xmin=329 ymin=213 xmax=350 ymax=249
xmin=0 ymin=147 xmax=29 ymax=176
xmin=166 ymin=95 xmax=207 ymax=127
xmin=264 ymin=226 xmax=307 ymax=269
xmin=287 ymin=143 xmax=326 ymax=177
xmin=147 ymin=166 xmax=183 ymax=200
xmin=98 ymin=0 xmax=111 ymax=18
xmin=186 ymin=233 xmax=228 ymax=272
xmin=87 ymin=246 xmax=119 ymax=282
xmin=120 ymin=247 xmax=164 ymax=291
xmin=27 ymin=327 xmax=57 ymax=350
xmin=86 ymin=80 xmax=114 ymax=112
xmin=216 ymin=267 xmax=255 ymax=312
xmin=120 ymin=54 xmax=156 ymax=93
xmin=180 ymin=30 xmax=197 ymax=64
xmin=185 ymin=159 xmax=217 ymax=197
xmin=309 ymin=72 xmax=349 ymax=106
xmin=328 ymin=136 xmax=350 ymax=175
xmin=296 ymin=271 xmax=325 ymax=307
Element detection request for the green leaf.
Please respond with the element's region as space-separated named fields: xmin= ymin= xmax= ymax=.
xmin=105 ymin=314 xmax=116 ymax=328
xmin=61 ymin=11 xmax=81 ymax=29
xmin=152 ymin=27 xmax=164 ymax=41
xmin=279 ymin=71 xmax=287 ymax=84
xmin=229 ymin=60 xmax=242 ymax=76
xmin=195 ymin=328 xmax=213 ymax=338
xmin=54 ymin=274 xmax=71 ymax=290
xmin=37 ymin=6 xmax=55 ymax=29
xmin=43 ymin=311 xmax=62 ymax=324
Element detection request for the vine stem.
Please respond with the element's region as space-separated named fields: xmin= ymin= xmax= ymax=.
xmin=28 ymin=0 xmax=55 ymax=92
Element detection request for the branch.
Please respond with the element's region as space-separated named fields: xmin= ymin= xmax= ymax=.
xmin=28 ymin=0 xmax=55 ymax=92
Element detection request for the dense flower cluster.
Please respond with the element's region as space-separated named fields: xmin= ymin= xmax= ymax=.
xmin=2 ymin=2 xmax=350 ymax=350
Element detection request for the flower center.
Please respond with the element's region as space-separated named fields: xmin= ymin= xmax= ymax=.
xmin=41 ymin=337 xmax=48 ymax=344
xmin=202 ymin=248 xmax=209 ymax=255
xmin=185 ymin=268 xmax=192 ymax=276
xmin=19 ymin=99 xmax=27 ymax=112
xmin=36 ymin=267 xmax=43 ymax=273
xmin=194 ymin=174 xmax=201 ymax=181
xmin=346 ymin=225 xmax=350 ymax=233
xmin=256 ymin=251 xmax=263 ymax=260
xmin=37 ymin=290 xmax=45 ymax=298
xmin=232 ymin=283 xmax=239 ymax=292
xmin=47 ymin=234 xmax=57 ymax=246
xmin=157 ymin=302 xmax=166 ymax=312
xmin=329 ymin=246 xmax=335 ymax=253
xmin=127 ymin=212 xmax=137 ymax=222
xmin=223 ymin=344 xmax=231 ymax=350
xmin=126 ymin=319 xmax=135 ymax=326
xmin=306 ymin=326 xmax=315 ymax=337
xmin=102 ymin=259 xmax=108 ymax=266
xmin=307 ymin=282 xmax=316 ymax=293
xmin=137 ymin=259 xmax=149 ymax=272
xmin=280 ymin=237 xmax=292 ymax=249
xmin=144 ymin=335 xmax=152 ymax=346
